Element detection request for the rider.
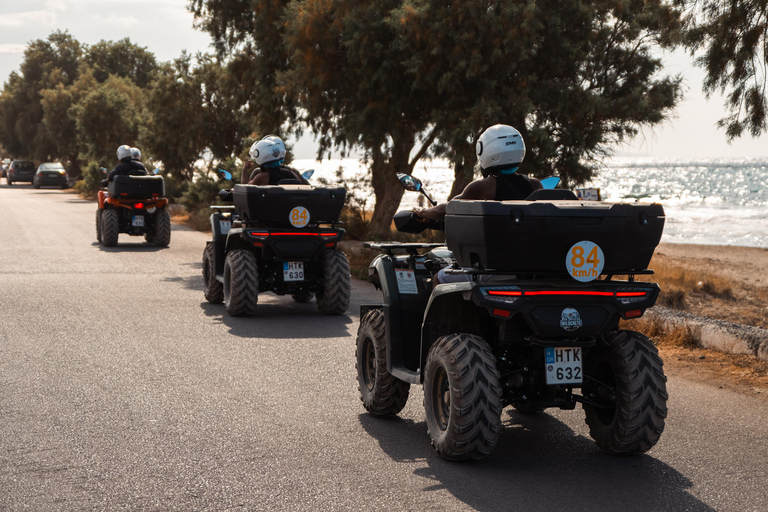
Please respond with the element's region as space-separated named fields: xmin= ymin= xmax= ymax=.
xmin=414 ymin=124 xmax=541 ymax=220
xmin=240 ymin=135 xmax=309 ymax=186
xmin=414 ymin=124 xmax=542 ymax=284
xmin=108 ymin=145 xmax=147 ymax=181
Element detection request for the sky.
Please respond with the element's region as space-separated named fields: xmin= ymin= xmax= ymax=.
xmin=1 ymin=0 xmax=766 ymax=160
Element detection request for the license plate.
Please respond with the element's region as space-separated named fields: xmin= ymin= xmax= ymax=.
xmin=545 ymin=347 xmax=583 ymax=385
xmin=219 ymin=220 xmax=231 ymax=235
xmin=132 ymin=215 xmax=144 ymax=227
xmin=283 ymin=262 xmax=304 ymax=281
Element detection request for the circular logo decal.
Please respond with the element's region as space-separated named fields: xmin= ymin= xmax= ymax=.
xmin=565 ymin=241 xmax=604 ymax=282
xmin=289 ymin=206 xmax=310 ymax=228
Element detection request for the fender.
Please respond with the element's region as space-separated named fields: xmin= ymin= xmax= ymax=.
xmin=98 ymin=190 xmax=107 ymax=209
xmin=419 ymin=282 xmax=489 ymax=380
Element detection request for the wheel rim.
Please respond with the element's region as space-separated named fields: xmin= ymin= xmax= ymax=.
xmin=361 ymin=337 xmax=376 ymax=392
xmin=431 ymin=366 xmax=451 ymax=431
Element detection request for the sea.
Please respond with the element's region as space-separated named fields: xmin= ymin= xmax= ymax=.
xmin=293 ymin=156 xmax=768 ymax=249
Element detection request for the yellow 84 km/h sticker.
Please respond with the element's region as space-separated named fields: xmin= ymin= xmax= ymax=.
xmin=289 ymin=206 xmax=309 ymax=228
xmin=566 ymin=241 xmax=604 ymax=282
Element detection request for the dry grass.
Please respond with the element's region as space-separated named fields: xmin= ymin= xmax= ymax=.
xmin=643 ymin=255 xmax=734 ymax=309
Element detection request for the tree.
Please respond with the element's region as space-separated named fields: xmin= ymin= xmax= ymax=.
xmin=143 ymin=53 xmax=247 ymax=180
xmin=71 ymin=74 xmax=146 ymax=165
xmin=191 ymin=0 xmax=684 ymax=236
xmin=85 ymin=38 xmax=159 ymax=88
xmin=397 ymin=0 xmax=683 ymax=187
xmin=0 ymin=31 xmax=83 ymax=160
xmin=676 ymin=0 xmax=768 ymax=139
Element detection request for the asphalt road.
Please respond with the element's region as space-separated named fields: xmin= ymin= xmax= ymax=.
xmin=1 ymin=184 xmax=767 ymax=511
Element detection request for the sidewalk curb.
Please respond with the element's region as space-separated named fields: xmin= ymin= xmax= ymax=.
xmin=648 ymin=307 xmax=768 ymax=362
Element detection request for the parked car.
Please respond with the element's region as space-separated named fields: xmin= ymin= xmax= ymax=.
xmin=6 ymin=160 xmax=36 ymax=185
xmin=1 ymin=158 xmax=10 ymax=178
xmin=33 ymin=162 xmax=68 ymax=189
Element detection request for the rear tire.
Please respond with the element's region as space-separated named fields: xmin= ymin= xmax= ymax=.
xmin=291 ymin=291 xmax=315 ymax=303
xmin=101 ymin=209 xmax=119 ymax=247
xmin=316 ymin=249 xmax=351 ymax=315
xmin=152 ymin=210 xmax=171 ymax=247
xmin=355 ymin=309 xmax=410 ymax=416
xmin=95 ymin=209 xmax=102 ymax=243
xmin=33 ymin=182 xmax=40 ymax=189
xmin=423 ymin=333 xmax=502 ymax=460
xmin=202 ymin=243 xmax=224 ymax=304
xmin=582 ymin=330 xmax=668 ymax=455
xmin=223 ymin=250 xmax=259 ymax=316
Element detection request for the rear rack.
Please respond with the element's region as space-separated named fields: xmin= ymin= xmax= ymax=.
xmin=364 ymin=242 xmax=444 ymax=256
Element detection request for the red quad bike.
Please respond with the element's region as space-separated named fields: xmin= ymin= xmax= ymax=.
xmin=96 ymin=169 xmax=171 ymax=247
xmin=356 ymin=174 xmax=667 ymax=460
xmin=202 ymin=170 xmax=351 ymax=316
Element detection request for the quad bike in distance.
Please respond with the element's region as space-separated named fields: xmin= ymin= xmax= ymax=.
xmin=202 ymin=169 xmax=351 ymax=316
xmin=356 ymin=174 xmax=668 ymax=460
xmin=96 ymin=168 xmax=171 ymax=247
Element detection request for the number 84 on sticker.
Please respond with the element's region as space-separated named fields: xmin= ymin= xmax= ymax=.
xmin=565 ymin=241 xmax=605 ymax=282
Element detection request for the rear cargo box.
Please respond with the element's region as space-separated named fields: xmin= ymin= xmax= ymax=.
xmin=108 ymin=175 xmax=165 ymax=198
xmin=233 ymin=184 xmax=346 ymax=225
xmin=445 ymin=200 xmax=664 ymax=273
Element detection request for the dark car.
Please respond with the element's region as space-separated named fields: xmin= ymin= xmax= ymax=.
xmin=7 ymin=160 xmax=36 ymax=185
xmin=33 ymin=162 xmax=69 ymax=189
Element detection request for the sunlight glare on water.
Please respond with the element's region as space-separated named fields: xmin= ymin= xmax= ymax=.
xmin=293 ymin=156 xmax=768 ymax=248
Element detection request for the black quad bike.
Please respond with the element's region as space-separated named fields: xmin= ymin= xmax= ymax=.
xmin=356 ymin=174 xmax=667 ymax=460
xmin=202 ymin=171 xmax=352 ymax=316
xmin=96 ymin=170 xmax=171 ymax=247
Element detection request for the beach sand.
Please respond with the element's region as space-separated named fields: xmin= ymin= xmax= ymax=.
xmin=654 ymin=243 xmax=768 ymax=290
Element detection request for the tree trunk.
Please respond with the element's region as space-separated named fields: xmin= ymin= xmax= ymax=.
xmin=366 ymin=130 xmax=417 ymax=238
xmin=448 ymin=143 xmax=476 ymax=199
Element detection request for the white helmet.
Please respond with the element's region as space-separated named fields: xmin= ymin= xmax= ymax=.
xmin=475 ymin=124 xmax=526 ymax=175
xmin=130 ymin=147 xmax=141 ymax=161
xmin=116 ymin=144 xmax=133 ymax=161
xmin=249 ymin=136 xmax=286 ymax=166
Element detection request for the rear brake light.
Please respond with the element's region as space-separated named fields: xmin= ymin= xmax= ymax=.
xmin=624 ymin=309 xmax=643 ymax=319
xmin=487 ymin=290 xmax=523 ymax=296
xmin=134 ymin=202 xmax=144 ymax=209
xmin=492 ymin=308 xmax=511 ymax=318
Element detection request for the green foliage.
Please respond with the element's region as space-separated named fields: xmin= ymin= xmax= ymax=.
xmin=74 ymin=161 xmax=107 ymax=198
xmin=677 ymin=0 xmax=768 ymax=139
xmin=85 ymin=39 xmax=159 ymax=88
xmin=192 ymin=0 xmax=684 ymax=237
xmin=317 ymin=166 xmax=374 ymax=240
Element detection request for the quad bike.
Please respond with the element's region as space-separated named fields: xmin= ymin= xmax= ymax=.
xmin=202 ymin=170 xmax=351 ymax=316
xmin=96 ymin=168 xmax=171 ymax=247
xmin=356 ymin=174 xmax=667 ymax=460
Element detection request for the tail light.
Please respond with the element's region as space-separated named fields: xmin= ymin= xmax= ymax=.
xmin=134 ymin=202 xmax=145 ymax=209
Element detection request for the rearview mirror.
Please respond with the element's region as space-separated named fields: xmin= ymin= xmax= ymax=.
xmin=541 ymin=176 xmax=561 ymax=190
xmin=218 ymin=169 xmax=233 ymax=181
xmin=301 ymin=169 xmax=314 ymax=180
xmin=397 ymin=173 xmax=422 ymax=192
xmin=100 ymin=167 xmax=107 ymax=175
xmin=152 ymin=168 xmax=161 ymax=175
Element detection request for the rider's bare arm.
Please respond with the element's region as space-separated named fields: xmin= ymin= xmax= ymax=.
xmin=414 ymin=178 xmax=495 ymax=220
xmin=241 ymin=159 xmax=255 ymax=184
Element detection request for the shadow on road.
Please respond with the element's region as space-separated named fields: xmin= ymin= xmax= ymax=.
xmin=199 ymin=300 xmax=353 ymax=339
xmin=359 ymin=410 xmax=713 ymax=512
xmin=92 ymin=241 xmax=167 ymax=253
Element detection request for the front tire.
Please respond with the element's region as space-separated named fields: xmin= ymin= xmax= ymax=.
xmin=152 ymin=209 xmax=171 ymax=247
xmin=316 ymin=249 xmax=351 ymax=315
xmin=223 ymin=250 xmax=259 ymax=316
xmin=202 ymin=243 xmax=224 ymax=303
xmin=423 ymin=333 xmax=502 ymax=460
xmin=582 ymin=330 xmax=668 ymax=455
xmin=95 ymin=209 xmax=102 ymax=243
xmin=101 ymin=209 xmax=119 ymax=247
xmin=355 ymin=309 xmax=410 ymax=416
